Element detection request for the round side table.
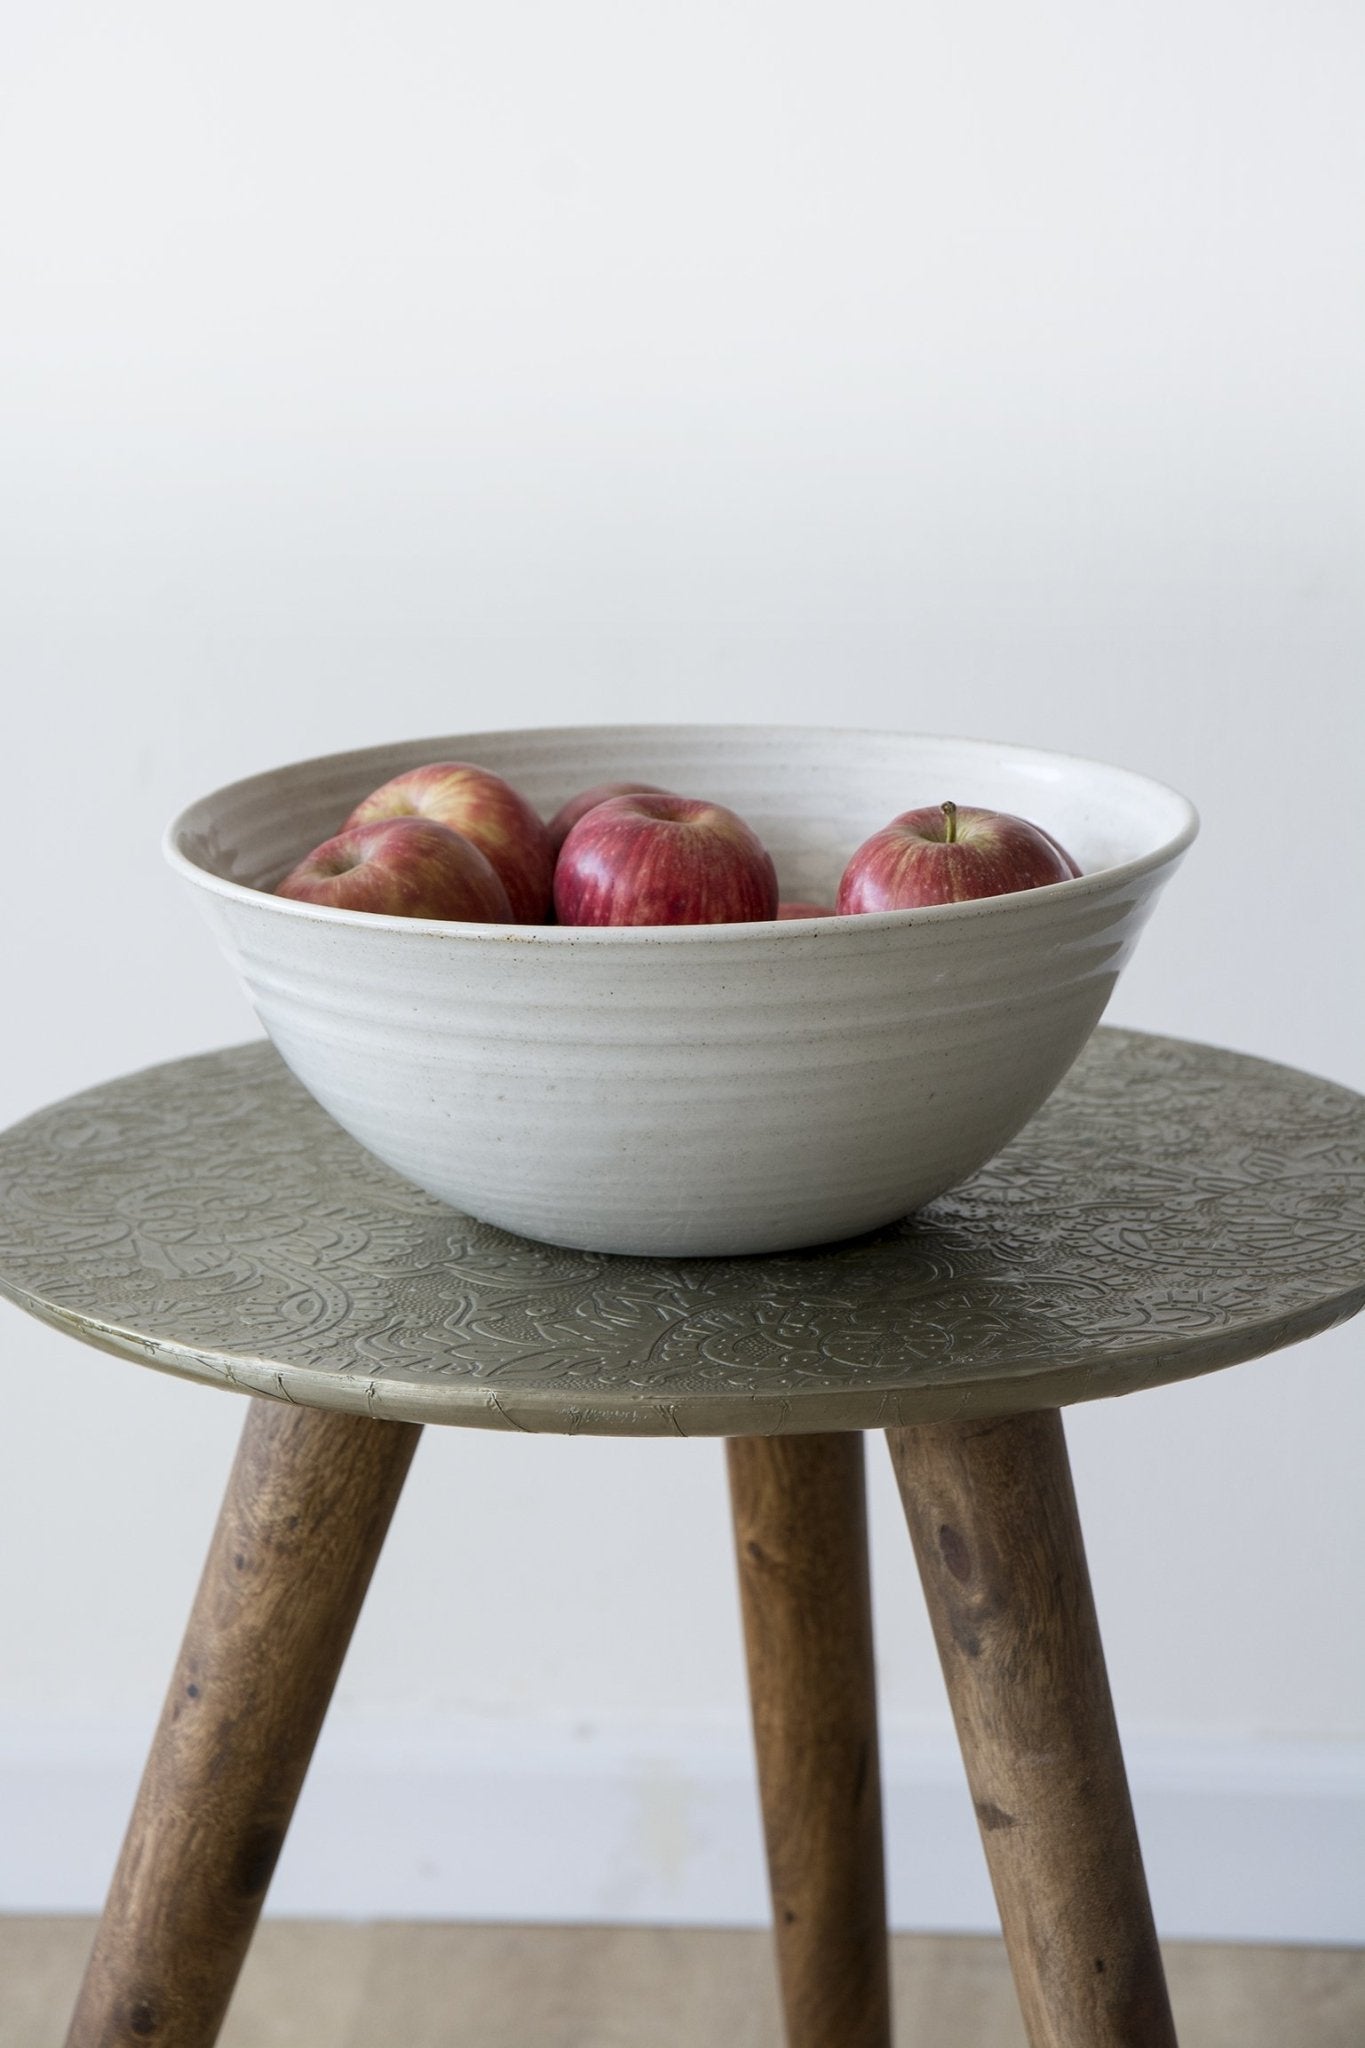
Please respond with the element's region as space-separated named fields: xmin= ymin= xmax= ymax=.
xmin=1 ymin=1027 xmax=1362 ymax=2048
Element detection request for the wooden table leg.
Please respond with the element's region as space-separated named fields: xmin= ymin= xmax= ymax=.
xmin=886 ymin=1409 xmax=1177 ymax=2048
xmin=65 ymin=1396 xmax=421 ymax=2048
xmin=727 ymin=1432 xmax=892 ymax=2048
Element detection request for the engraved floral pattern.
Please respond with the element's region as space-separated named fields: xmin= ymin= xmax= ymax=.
xmin=0 ymin=1030 xmax=1361 ymax=1436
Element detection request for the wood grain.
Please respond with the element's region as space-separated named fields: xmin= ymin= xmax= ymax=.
xmin=727 ymin=1432 xmax=891 ymax=2048
xmin=887 ymin=1409 xmax=1177 ymax=2048
xmin=63 ymin=1399 xmax=420 ymax=2048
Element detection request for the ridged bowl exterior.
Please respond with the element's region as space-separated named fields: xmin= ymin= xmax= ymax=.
xmin=166 ymin=726 xmax=1196 ymax=1256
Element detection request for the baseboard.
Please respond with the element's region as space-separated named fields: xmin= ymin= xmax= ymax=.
xmin=2 ymin=1718 xmax=1360 ymax=1945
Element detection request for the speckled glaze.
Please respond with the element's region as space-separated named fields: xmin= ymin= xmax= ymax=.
xmin=165 ymin=727 xmax=1197 ymax=1256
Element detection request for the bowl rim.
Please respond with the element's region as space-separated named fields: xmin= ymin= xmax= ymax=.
xmin=164 ymin=722 xmax=1199 ymax=943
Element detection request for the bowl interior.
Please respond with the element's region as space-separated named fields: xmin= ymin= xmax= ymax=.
xmin=170 ymin=726 xmax=1195 ymax=914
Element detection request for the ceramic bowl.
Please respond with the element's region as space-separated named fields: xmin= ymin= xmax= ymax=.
xmin=166 ymin=726 xmax=1197 ymax=1256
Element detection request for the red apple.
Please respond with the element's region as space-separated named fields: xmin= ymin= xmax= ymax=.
xmin=547 ymin=780 xmax=671 ymax=855
xmin=777 ymin=901 xmax=836 ymax=919
xmin=837 ymin=801 xmax=1079 ymax=912
xmin=275 ymin=817 xmax=513 ymax=920
xmin=1034 ymin=824 xmax=1083 ymax=879
xmin=347 ymin=762 xmax=554 ymax=922
xmin=555 ymin=793 xmax=779 ymax=926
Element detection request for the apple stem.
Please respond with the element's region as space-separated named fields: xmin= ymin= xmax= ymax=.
xmin=941 ymin=800 xmax=958 ymax=843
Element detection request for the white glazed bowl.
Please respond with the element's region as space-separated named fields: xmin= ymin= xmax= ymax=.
xmin=166 ymin=726 xmax=1196 ymax=1256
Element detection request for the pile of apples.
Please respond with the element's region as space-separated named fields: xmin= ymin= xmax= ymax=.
xmin=275 ymin=763 xmax=1081 ymax=924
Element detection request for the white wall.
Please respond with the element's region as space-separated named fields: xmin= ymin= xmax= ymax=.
xmin=1 ymin=2 xmax=1361 ymax=1938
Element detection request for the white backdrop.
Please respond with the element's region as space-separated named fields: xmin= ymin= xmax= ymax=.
xmin=1 ymin=2 xmax=1361 ymax=1939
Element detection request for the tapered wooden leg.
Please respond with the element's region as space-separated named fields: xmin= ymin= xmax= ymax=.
xmin=727 ymin=1432 xmax=891 ymax=2048
xmin=887 ymin=1409 xmax=1177 ymax=2048
xmin=66 ymin=1397 xmax=421 ymax=2048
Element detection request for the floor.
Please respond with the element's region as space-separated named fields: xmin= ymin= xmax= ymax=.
xmin=3 ymin=1920 xmax=1361 ymax=2046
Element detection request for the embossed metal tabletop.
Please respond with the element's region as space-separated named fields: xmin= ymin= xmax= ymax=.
xmin=0 ymin=1029 xmax=1361 ymax=1436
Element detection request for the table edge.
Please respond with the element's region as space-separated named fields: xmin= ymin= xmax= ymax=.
xmin=3 ymin=1270 xmax=1361 ymax=1437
